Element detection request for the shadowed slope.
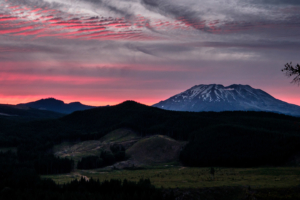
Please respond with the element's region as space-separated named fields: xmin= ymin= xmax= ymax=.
xmin=126 ymin=135 xmax=186 ymax=165
xmin=0 ymin=104 xmax=64 ymax=121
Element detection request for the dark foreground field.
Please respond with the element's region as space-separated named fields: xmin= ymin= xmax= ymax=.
xmin=43 ymin=166 xmax=300 ymax=200
xmin=44 ymin=167 xmax=300 ymax=189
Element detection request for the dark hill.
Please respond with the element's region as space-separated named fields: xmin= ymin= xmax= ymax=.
xmin=0 ymin=104 xmax=64 ymax=122
xmin=1 ymin=100 xmax=300 ymax=167
xmin=18 ymin=98 xmax=96 ymax=114
xmin=61 ymin=101 xmax=300 ymax=167
xmin=61 ymin=100 xmax=299 ymax=138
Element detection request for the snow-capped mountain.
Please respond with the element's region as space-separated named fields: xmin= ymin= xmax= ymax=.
xmin=153 ymin=84 xmax=300 ymax=116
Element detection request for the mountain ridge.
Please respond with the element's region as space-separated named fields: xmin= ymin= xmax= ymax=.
xmin=153 ymin=84 xmax=300 ymax=116
xmin=18 ymin=98 xmax=96 ymax=114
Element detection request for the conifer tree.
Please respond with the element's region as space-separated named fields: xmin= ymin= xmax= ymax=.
xmin=282 ymin=62 xmax=300 ymax=85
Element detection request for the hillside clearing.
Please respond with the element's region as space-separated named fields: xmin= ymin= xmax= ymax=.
xmin=53 ymin=129 xmax=140 ymax=164
xmin=126 ymin=135 xmax=187 ymax=165
xmin=53 ymin=129 xmax=185 ymax=167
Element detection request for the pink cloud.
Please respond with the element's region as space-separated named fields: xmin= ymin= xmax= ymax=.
xmin=0 ymin=25 xmax=37 ymax=34
xmin=0 ymin=72 xmax=121 ymax=86
xmin=0 ymin=17 xmax=19 ymax=21
xmin=0 ymin=3 xmax=166 ymax=41
xmin=13 ymin=28 xmax=46 ymax=36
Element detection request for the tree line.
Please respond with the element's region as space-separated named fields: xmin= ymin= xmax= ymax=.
xmin=180 ymin=124 xmax=300 ymax=167
xmin=77 ymin=144 xmax=128 ymax=170
xmin=0 ymin=172 xmax=164 ymax=200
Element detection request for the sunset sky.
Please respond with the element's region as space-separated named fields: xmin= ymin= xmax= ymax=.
xmin=0 ymin=0 xmax=300 ymax=106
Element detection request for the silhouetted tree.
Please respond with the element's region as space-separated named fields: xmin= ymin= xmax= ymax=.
xmin=282 ymin=62 xmax=300 ymax=85
xmin=77 ymin=156 xmax=103 ymax=169
xmin=210 ymin=167 xmax=215 ymax=180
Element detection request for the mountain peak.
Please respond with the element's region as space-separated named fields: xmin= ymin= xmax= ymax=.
xmin=116 ymin=100 xmax=144 ymax=107
xmin=153 ymin=84 xmax=300 ymax=116
xmin=41 ymin=97 xmax=61 ymax=101
xmin=36 ymin=98 xmax=65 ymax=105
xmin=69 ymin=102 xmax=83 ymax=105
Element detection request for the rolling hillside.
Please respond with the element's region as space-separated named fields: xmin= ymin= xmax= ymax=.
xmin=1 ymin=101 xmax=300 ymax=167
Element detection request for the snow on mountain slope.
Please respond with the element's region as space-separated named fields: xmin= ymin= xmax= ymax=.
xmin=153 ymin=84 xmax=300 ymax=116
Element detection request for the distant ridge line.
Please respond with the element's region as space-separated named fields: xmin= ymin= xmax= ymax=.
xmin=18 ymin=98 xmax=97 ymax=114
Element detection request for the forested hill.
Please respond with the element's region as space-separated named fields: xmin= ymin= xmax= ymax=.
xmin=1 ymin=100 xmax=300 ymax=167
xmin=2 ymin=100 xmax=299 ymax=144
xmin=0 ymin=104 xmax=64 ymax=122
xmin=61 ymin=100 xmax=299 ymax=139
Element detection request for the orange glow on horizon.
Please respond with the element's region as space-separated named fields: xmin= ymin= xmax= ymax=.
xmin=0 ymin=94 xmax=299 ymax=108
xmin=274 ymin=96 xmax=300 ymax=107
xmin=0 ymin=95 xmax=157 ymax=107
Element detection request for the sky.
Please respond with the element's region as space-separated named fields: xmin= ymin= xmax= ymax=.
xmin=0 ymin=0 xmax=300 ymax=106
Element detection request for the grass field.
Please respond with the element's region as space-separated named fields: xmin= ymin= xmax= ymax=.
xmin=48 ymin=129 xmax=300 ymax=191
xmin=43 ymin=166 xmax=300 ymax=189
